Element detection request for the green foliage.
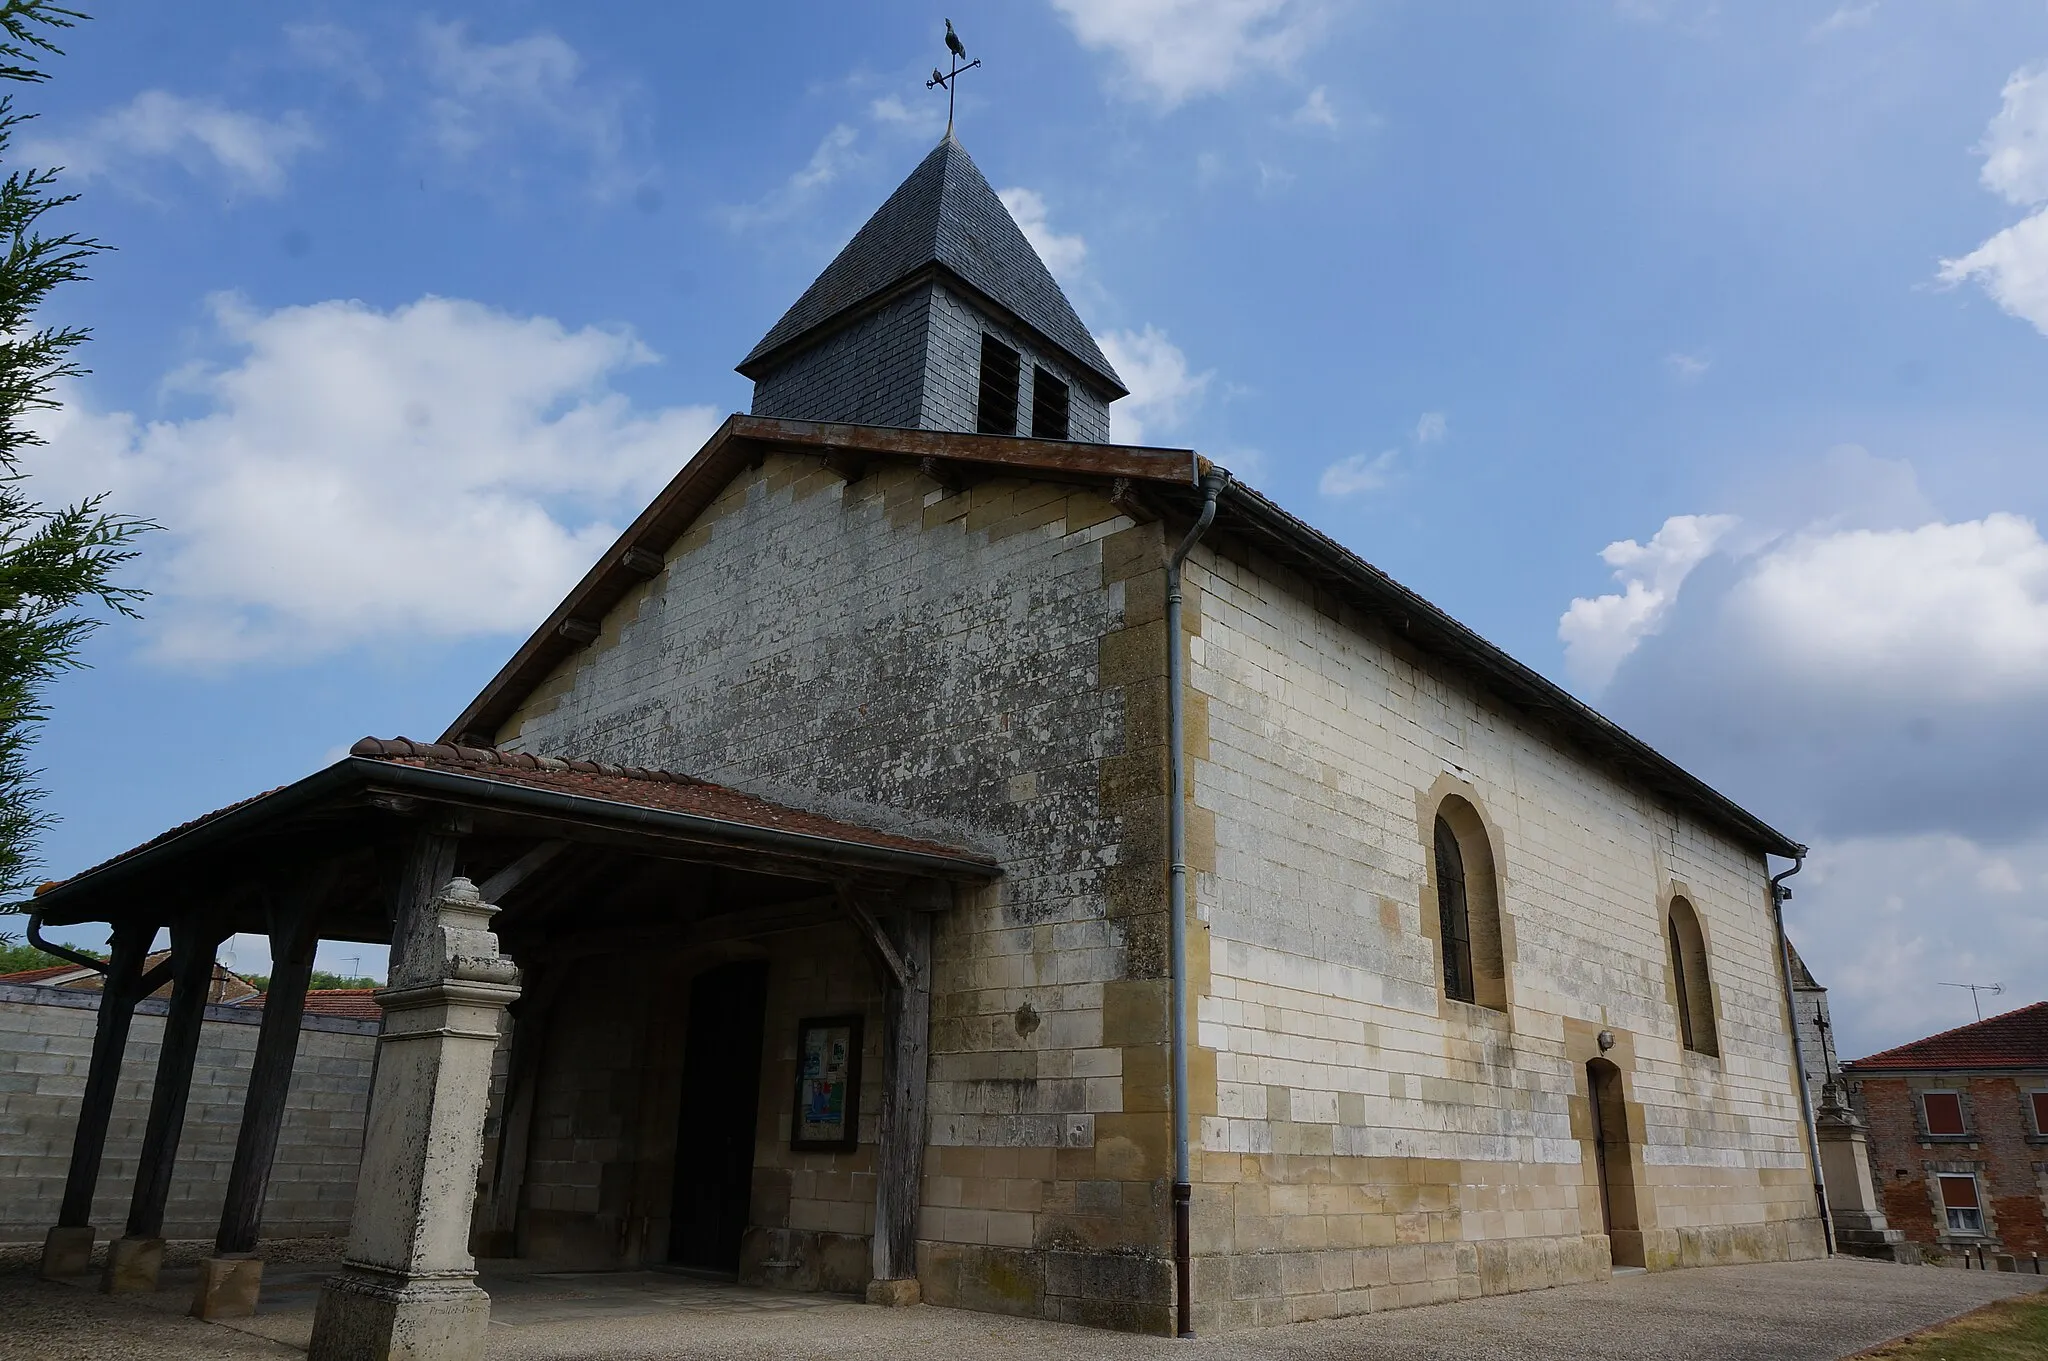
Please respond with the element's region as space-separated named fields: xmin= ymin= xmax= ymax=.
xmin=0 ymin=935 xmax=97 ymax=973
xmin=0 ymin=1 xmax=154 ymax=905
xmin=237 ymin=970 xmax=384 ymax=993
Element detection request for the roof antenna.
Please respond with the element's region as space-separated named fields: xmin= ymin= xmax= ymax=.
xmin=926 ymin=18 xmax=982 ymax=137
xmin=1938 ymin=981 xmax=2006 ymax=1021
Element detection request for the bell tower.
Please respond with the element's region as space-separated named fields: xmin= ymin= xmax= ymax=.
xmin=737 ymin=136 xmax=1126 ymax=441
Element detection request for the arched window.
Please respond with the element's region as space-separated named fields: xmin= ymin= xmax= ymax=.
xmin=1430 ymin=796 xmax=1507 ymax=1010
xmin=1666 ymin=896 xmax=1719 ymax=1056
xmin=1434 ymin=816 xmax=1474 ymax=1002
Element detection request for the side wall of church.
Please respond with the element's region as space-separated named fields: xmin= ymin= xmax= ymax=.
xmin=497 ymin=453 xmax=1181 ymax=1331
xmin=1178 ymin=539 xmax=1826 ymax=1329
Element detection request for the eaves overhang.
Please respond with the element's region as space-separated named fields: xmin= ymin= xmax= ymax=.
xmin=29 ymin=754 xmax=1000 ymax=929
xmin=439 ymin=415 xmax=1800 ymax=863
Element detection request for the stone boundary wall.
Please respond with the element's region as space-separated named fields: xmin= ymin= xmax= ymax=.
xmin=0 ymin=980 xmax=376 ymax=1243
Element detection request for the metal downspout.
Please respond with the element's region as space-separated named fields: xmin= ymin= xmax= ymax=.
xmin=25 ymin=908 xmax=109 ymax=975
xmin=1770 ymin=850 xmax=1833 ymax=1255
xmin=1167 ymin=468 xmax=1228 ymax=1339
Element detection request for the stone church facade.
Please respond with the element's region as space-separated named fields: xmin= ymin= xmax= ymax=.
xmin=23 ymin=133 xmax=1824 ymax=1344
xmin=460 ymin=137 xmax=1826 ymax=1328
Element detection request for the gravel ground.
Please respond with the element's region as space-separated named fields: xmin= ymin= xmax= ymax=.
xmin=0 ymin=1254 xmax=2040 ymax=1361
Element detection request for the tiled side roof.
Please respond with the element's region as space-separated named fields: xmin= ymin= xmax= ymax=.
xmin=350 ymin=737 xmax=993 ymax=865
xmin=740 ymin=136 xmax=1123 ymax=394
xmin=1844 ymin=1000 xmax=2048 ymax=1072
xmin=0 ymin=963 xmax=81 ymax=985
xmin=245 ymin=988 xmax=382 ymax=1021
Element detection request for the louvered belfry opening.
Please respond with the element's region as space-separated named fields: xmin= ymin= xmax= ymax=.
xmin=1031 ymin=366 xmax=1070 ymax=440
xmin=976 ymin=334 xmax=1020 ymax=435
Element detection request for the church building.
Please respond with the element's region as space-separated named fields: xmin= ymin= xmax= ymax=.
xmin=24 ymin=134 xmax=1827 ymax=1346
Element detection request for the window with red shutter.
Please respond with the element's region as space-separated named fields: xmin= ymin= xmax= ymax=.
xmin=1922 ymin=1091 xmax=1967 ymax=1137
xmin=1938 ymin=1174 xmax=1984 ymax=1234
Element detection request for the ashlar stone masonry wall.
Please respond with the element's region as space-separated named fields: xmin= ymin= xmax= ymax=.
xmin=0 ymin=981 xmax=374 ymax=1242
xmin=1179 ymin=539 xmax=1825 ymax=1329
xmin=498 ymin=453 xmax=1178 ymax=1331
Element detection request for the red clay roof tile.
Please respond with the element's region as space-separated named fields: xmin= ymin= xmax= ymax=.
xmin=349 ymin=736 xmax=989 ymax=865
xmin=1844 ymin=1000 xmax=2048 ymax=1073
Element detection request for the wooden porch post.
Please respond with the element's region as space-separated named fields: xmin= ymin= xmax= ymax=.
xmin=867 ymin=911 xmax=932 ymax=1304
xmin=38 ymin=919 xmax=156 ymax=1279
xmin=191 ymin=893 xmax=321 ymax=1318
xmin=104 ymin=913 xmax=226 ymax=1293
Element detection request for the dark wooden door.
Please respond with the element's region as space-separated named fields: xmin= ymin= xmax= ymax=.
xmin=1586 ymin=1057 xmax=1643 ymax=1267
xmin=668 ymin=961 xmax=769 ymax=1273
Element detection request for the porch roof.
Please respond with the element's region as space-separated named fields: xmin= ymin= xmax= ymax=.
xmin=30 ymin=736 xmax=999 ymax=940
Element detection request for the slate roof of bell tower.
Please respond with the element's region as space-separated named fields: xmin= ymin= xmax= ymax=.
xmin=738 ymin=135 xmax=1126 ymax=397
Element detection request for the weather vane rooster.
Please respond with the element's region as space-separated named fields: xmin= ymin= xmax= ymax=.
xmin=926 ymin=18 xmax=982 ymax=136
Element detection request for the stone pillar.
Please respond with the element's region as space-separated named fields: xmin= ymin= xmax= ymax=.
xmin=866 ymin=912 xmax=931 ymax=1307
xmin=309 ymin=877 xmax=518 ymax=1361
xmin=193 ymin=900 xmax=320 ymax=1319
xmin=104 ymin=916 xmax=224 ymax=1294
xmin=39 ymin=920 xmax=154 ymax=1279
xmin=1816 ymin=1083 xmax=1911 ymax=1262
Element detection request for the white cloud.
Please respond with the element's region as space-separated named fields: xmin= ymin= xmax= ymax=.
xmin=1809 ymin=3 xmax=1876 ymax=38
xmin=1292 ymin=86 xmax=1337 ymax=128
xmin=30 ymin=295 xmax=718 ymax=666
xmin=870 ymin=94 xmax=945 ymax=139
xmin=1788 ymin=833 xmax=2048 ymax=1059
xmin=1559 ymin=513 xmax=1737 ymax=689
xmin=417 ymin=21 xmax=643 ymax=199
xmin=1049 ymin=0 xmax=1323 ymax=108
xmin=724 ymin=124 xmax=861 ymax=228
xmin=1977 ymin=63 xmax=2048 ymax=206
xmin=1665 ymin=351 xmax=1711 ymax=381
xmin=1941 ymin=63 xmax=2048 ymax=334
xmin=997 ymin=187 xmax=1088 ymax=281
xmin=23 ymin=90 xmax=316 ymax=196
xmin=1726 ymin=514 xmax=2048 ymax=704
xmin=1940 ymin=208 xmax=2048 ymax=334
xmin=1414 ymin=411 xmax=1446 ymax=444
xmin=1318 ymin=449 xmax=1398 ymax=497
xmin=1097 ymin=326 xmax=1211 ymax=444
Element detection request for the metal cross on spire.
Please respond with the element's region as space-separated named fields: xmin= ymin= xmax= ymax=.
xmin=926 ymin=18 xmax=982 ymax=136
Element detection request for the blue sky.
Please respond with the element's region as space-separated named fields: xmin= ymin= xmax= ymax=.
xmin=15 ymin=0 xmax=2048 ymax=1058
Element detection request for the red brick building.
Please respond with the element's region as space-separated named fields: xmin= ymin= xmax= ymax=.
xmin=1844 ymin=1002 xmax=2048 ymax=1259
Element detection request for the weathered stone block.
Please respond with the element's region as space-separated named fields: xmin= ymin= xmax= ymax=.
xmin=39 ymin=1224 xmax=93 ymax=1279
xmin=100 ymin=1235 xmax=162 ymax=1294
xmin=190 ymin=1255 xmax=264 ymax=1320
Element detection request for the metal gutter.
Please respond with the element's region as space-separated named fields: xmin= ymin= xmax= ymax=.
xmin=1209 ymin=483 xmax=1802 ymax=860
xmin=1166 ymin=467 xmax=1228 ymax=1339
xmin=29 ymin=757 xmax=998 ymax=925
xmin=352 ymin=761 xmax=1000 ymax=880
xmin=1771 ymin=852 xmax=1833 ymax=1255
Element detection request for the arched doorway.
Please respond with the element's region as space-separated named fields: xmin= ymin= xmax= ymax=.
xmin=1587 ymin=1058 xmax=1644 ymax=1268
